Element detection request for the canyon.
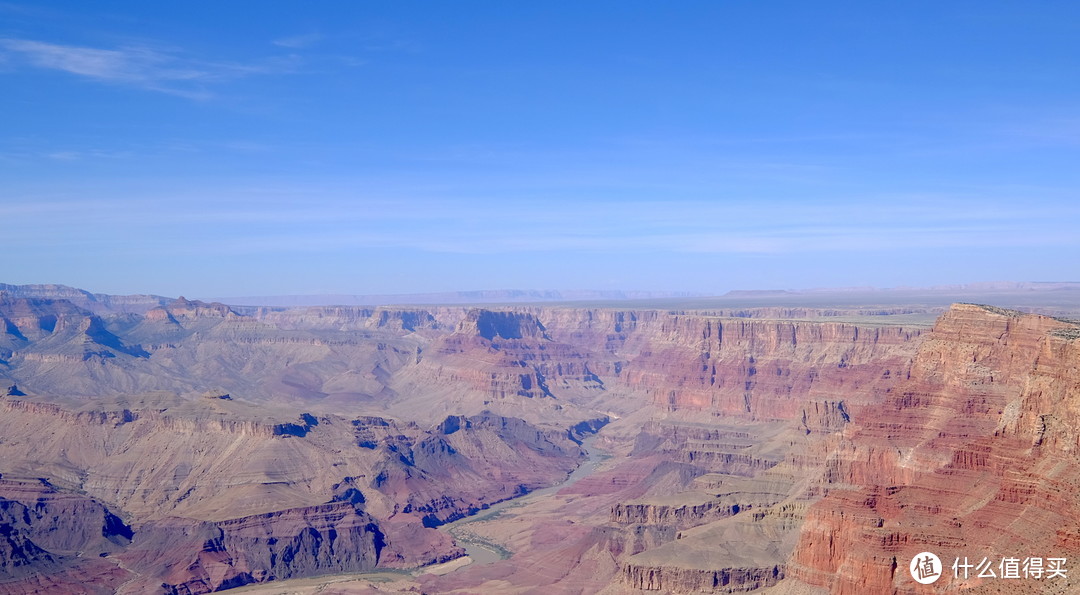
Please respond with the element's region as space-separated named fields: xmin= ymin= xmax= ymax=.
xmin=0 ymin=284 xmax=1078 ymax=593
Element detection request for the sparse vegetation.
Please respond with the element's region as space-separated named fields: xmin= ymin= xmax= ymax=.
xmin=1051 ymin=327 xmax=1080 ymax=340
xmin=963 ymin=303 xmax=1024 ymax=317
xmin=447 ymin=527 xmax=513 ymax=560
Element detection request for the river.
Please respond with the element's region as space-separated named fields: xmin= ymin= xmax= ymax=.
xmin=218 ymin=435 xmax=610 ymax=592
xmin=438 ymin=434 xmax=610 ymax=567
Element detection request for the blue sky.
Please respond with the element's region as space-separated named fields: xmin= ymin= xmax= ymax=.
xmin=2 ymin=1 xmax=1079 ymax=297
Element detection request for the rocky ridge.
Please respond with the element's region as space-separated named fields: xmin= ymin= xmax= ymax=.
xmin=789 ymin=304 xmax=1080 ymax=594
xmin=2 ymin=287 xmax=1078 ymax=593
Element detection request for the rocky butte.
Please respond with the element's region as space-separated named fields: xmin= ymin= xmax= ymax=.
xmin=0 ymin=284 xmax=1078 ymax=594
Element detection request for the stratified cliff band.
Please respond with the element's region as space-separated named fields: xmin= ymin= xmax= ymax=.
xmin=1 ymin=287 xmax=1078 ymax=594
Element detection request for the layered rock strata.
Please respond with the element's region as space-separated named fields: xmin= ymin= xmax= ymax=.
xmin=14 ymin=292 xmax=1075 ymax=593
xmin=790 ymin=304 xmax=1080 ymax=594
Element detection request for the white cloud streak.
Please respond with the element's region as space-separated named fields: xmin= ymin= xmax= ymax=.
xmin=272 ymin=33 xmax=322 ymax=49
xmin=0 ymin=37 xmax=297 ymax=98
xmin=5 ymin=192 xmax=1079 ymax=257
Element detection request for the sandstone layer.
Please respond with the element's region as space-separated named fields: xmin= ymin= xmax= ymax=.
xmin=2 ymin=286 xmax=1078 ymax=593
xmin=790 ymin=304 xmax=1080 ymax=594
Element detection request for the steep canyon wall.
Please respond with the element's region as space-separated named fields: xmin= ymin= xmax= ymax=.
xmin=3 ymin=294 xmax=1075 ymax=593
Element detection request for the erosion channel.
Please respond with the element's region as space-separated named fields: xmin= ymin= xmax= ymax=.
xmin=441 ymin=434 xmax=611 ymax=568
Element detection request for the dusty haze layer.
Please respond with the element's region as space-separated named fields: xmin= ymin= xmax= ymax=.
xmin=0 ymin=283 xmax=1079 ymax=594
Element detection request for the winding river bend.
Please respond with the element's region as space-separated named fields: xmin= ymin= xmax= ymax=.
xmin=219 ymin=437 xmax=610 ymax=592
xmin=439 ymin=435 xmax=610 ymax=568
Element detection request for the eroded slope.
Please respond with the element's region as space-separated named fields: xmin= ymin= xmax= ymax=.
xmin=8 ymin=293 xmax=1073 ymax=594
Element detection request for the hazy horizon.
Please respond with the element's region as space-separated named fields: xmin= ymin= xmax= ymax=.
xmin=4 ymin=2 xmax=1079 ymax=297
xmin=8 ymin=280 xmax=1080 ymax=315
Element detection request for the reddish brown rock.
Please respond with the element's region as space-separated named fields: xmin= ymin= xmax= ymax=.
xmin=117 ymin=503 xmax=385 ymax=594
xmin=790 ymin=304 xmax=1080 ymax=594
xmin=10 ymin=294 xmax=1079 ymax=594
xmin=0 ymin=478 xmax=133 ymax=593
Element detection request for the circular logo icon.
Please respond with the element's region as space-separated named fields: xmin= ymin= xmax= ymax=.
xmin=910 ymin=551 xmax=943 ymax=584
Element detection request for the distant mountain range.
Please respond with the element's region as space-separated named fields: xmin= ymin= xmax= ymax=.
xmin=3 ymin=281 xmax=1080 ymax=593
xmin=0 ymin=283 xmax=170 ymax=314
xmin=203 ymin=289 xmax=706 ymax=307
xmin=3 ymin=281 xmax=1079 ymax=313
xmin=200 ymin=281 xmax=1080 ymax=307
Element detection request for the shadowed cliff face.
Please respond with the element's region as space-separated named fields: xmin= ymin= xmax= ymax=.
xmin=468 ymin=310 xmax=548 ymax=341
xmin=1 ymin=296 xmax=1077 ymax=593
xmin=0 ymin=478 xmax=134 ymax=593
xmin=115 ymin=503 xmax=386 ymax=594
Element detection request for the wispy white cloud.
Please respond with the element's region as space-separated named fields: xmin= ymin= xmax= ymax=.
xmin=273 ymin=32 xmax=322 ymax=49
xmin=45 ymin=151 xmax=80 ymax=160
xmin=363 ymin=38 xmax=421 ymax=53
xmin=0 ymin=146 xmax=134 ymax=163
xmin=0 ymin=1 xmax=57 ymax=18
xmin=6 ymin=191 xmax=1079 ymax=257
xmin=0 ymin=38 xmax=208 ymax=97
xmin=0 ymin=37 xmax=299 ymax=98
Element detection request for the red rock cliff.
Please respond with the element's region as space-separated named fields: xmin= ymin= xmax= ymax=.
xmin=791 ymin=304 xmax=1080 ymax=594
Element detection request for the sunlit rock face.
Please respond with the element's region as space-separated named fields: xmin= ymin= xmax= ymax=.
xmin=791 ymin=304 xmax=1080 ymax=594
xmin=1 ymin=289 xmax=1078 ymax=593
